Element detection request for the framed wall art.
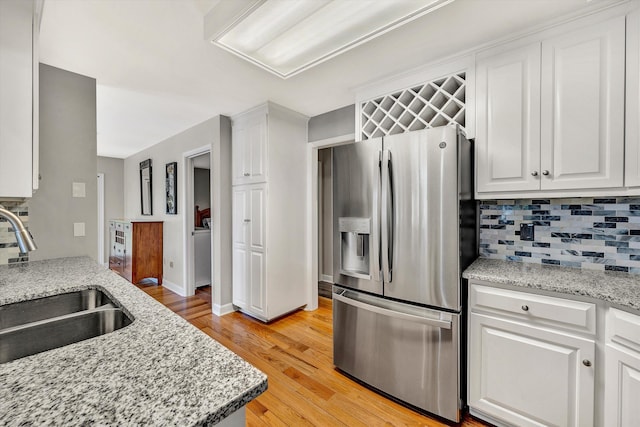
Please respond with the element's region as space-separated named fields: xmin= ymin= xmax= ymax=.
xmin=165 ymin=162 xmax=177 ymax=215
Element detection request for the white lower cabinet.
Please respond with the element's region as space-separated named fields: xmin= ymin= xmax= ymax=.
xmin=470 ymin=313 xmax=595 ymax=426
xmin=232 ymin=184 xmax=266 ymax=319
xmin=468 ymin=283 xmax=596 ymax=427
xmin=604 ymin=308 xmax=640 ymax=426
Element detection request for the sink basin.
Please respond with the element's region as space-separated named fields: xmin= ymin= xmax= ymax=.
xmin=0 ymin=289 xmax=133 ymax=364
xmin=0 ymin=289 xmax=115 ymax=330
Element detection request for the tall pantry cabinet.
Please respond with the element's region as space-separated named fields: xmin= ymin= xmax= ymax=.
xmin=231 ymin=102 xmax=309 ymax=322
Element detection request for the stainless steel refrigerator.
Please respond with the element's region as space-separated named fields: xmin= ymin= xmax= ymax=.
xmin=332 ymin=125 xmax=476 ymax=422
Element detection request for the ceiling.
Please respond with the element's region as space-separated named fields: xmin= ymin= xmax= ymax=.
xmin=39 ymin=0 xmax=620 ymax=158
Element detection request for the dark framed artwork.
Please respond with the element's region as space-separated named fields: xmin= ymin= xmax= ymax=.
xmin=166 ymin=162 xmax=177 ymax=214
xmin=140 ymin=159 xmax=152 ymax=215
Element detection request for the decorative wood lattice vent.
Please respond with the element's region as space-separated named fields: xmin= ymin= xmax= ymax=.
xmin=360 ymin=72 xmax=466 ymax=140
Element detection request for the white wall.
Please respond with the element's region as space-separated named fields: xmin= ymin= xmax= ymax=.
xmin=123 ymin=116 xmax=231 ymax=304
xmin=98 ymin=156 xmax=124 ymax=264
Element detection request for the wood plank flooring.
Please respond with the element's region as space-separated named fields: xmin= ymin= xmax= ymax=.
xmin=135 ymin=283 xmax=489 ymax=427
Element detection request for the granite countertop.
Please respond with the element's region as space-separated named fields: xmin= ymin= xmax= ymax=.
xmin=463 ymin=258 xmax=640 ymax=313
xmin=0 ymin=257 xmax=267 ymax=425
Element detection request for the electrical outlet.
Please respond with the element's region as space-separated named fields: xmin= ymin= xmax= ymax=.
xmin=520 ymin=223 xmax=535 ymax=241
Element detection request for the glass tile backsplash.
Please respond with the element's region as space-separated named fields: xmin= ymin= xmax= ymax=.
xmin=0 ymin=201 xmax=29 ymax=265
xmin=479 ymin=197 xmax=640 ymax=273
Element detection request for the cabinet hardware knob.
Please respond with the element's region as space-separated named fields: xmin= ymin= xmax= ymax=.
xmin=521 ymin=305 xmax=529 ymax=311
xmin=582 ymin=359 xmax=592 ymax=367
xmin=244 ymin=173 xmax=250 ymax=177
xmin=244 ymin=219 xmax=251 ymax=223
xmin=531 ymin=171 xmax=539 ymax=177
xmin=542 ymin=170 xmax=550 ymax=176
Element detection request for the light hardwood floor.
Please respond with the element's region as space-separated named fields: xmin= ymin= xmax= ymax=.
xmin=135 ymin=283 xmax=489 ymax=427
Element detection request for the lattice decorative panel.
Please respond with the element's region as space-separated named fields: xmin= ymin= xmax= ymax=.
xmin=360 ymin=72 xmax=466 ymax=140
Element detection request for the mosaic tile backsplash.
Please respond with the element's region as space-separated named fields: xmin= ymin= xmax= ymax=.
xmin=479 ymin=197 xmax=640 ymax=273
xmin=0 ymin=201 xmax=29 ymax=265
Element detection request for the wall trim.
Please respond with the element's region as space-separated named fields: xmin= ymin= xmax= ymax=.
xmin=306 ymin=133 xmax=355 ymax=312
xmin=309 ymin=133 xmax=355 ymax=148
xmin=320 ymin=274 xmax=334 ymax=283
xmin=213 ymin=302 xmax=236 ymax=317
xmin=162 ymin=279 xmax=187 ymax=297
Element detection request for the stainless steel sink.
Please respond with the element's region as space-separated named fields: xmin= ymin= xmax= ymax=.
xmin=0 ymin=289 xmax=115 ymax=330
xmin=0 ymin=289 xmax=133 ymax=364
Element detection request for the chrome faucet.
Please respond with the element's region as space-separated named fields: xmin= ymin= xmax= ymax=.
xmin=0 ymin=204 xmax=37 ymax=253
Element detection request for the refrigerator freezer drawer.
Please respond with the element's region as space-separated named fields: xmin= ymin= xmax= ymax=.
xmin=333 ymin=287 xmax=461 ymax=422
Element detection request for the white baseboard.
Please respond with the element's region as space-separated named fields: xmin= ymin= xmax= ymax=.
xmin=212 ymin=302 xmax=236 ymax=316
xmin=162 ymin=279 xmax=187 ymax=297
xmin=320 ymin=274 xmax=334 ymax=283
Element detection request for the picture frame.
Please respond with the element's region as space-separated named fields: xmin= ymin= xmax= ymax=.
xmin=140 ymin=159 xmax=153 ymax=215
xmin=165 ymin=162 xmax=177 ymax=215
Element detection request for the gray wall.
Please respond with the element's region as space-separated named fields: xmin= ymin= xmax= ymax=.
xmin=308 ymin=104 xmax=355 ymax=142
xmin=30 ymin=64 xmax=97 ymax=261
xmin=98 ymin=156 xmax=124 ymax=264
xmin=194 ymin=168 xmax=211 ymax=211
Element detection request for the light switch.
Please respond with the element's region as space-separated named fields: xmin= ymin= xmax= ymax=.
xmin=72 ymin=182 xmax=86 ymax=198
xmin=74 ymin=222 xmax=85 ymax=237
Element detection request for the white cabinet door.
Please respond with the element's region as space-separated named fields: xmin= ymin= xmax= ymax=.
xmin=605 ymin=344 xmax=640 ymax=427
xmin=540 ymin=16 xmax=625 ymax=190
xmin=469 ymin=313 xmax=595 ymax=427
xmin=231 ymin=113 xmax=267 ymax=185
xmin=0 ymin=0 xmax=33 ymax=198
xmin=605 ymin=308 xmax=640 ymax=426
xmin=476 ymin=42 xmax=541 ymax=193
xmin=626 ymin=9 xmax=640 ymax=187
xmin=232 ymin=184 xmax=267 ymax=317
xmin=231 ymin=125 xmax=247 ymax=185
xmin=248 ymin=184 xmax=266 ymax=317
xmin=249 ymin=250 xmax=266 ymax=317
xmin=249 ymin=185 xmax=266 ymax=251
xmin=232 ymin=187 xmax=249 ymax=309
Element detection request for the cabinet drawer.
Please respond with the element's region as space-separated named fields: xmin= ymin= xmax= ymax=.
xmin=115 ymin=222 xmax=124 ymax=231
xmin=608 ymin=308 xmax=640 ymax=351
xmin=470 ymin=283 xmax=596 ymax=334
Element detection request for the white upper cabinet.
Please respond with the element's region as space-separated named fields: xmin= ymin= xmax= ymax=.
xmin=475 ymin=14 xmax=626 ymax=197
xmin=626 ymin=9 xmax=640 ymax=187
xmin=0 ymin=0 xmax=34 ymax=198
xmin=540 ymin=16 xmax=625 ymax=190
xmin=476 ymin=42 xmax=541 ymax=193
xmin=232 ymin=111 xmax=267 ymax=185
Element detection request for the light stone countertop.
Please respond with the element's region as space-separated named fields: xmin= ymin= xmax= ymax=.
xmin=0 ymin=257 xmax=267 ymax=426
xmin=463 ymin=258 xmax=640 ymax=313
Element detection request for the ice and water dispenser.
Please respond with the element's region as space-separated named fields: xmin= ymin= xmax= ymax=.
xmin=339 ymin=217 xmax=371 ymax=279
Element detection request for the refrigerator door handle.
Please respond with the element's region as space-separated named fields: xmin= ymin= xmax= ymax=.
xmin=381 ymin=150 xmax=393 ymax=283
xmin=333 ymin=290 xmax=452 ymax=329
xmin=371 ymin=150 xmax=382 ymax=281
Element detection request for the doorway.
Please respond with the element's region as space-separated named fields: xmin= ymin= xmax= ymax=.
xmin=193 ymin=153 xmax=212 ymax=292
xmin=183 ymin=147 xmax=213 ymax=297
xmin=317 ymin=147 xmax=333 ymax=299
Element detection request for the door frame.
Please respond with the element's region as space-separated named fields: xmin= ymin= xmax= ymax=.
xmin=306 ymin=133 xmax=355 ymax=311
xmin=182 ymin=145 xmax=212 ymax=297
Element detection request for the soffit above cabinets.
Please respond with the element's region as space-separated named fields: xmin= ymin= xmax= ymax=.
xmin=204 ymin=0 xmax=455 ymax=79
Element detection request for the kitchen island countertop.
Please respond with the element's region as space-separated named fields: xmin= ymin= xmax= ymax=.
xmin=0 ymin=257 xmax=267 ymax=425
xmin=463 ymin=257 xmax=640 ymax=313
